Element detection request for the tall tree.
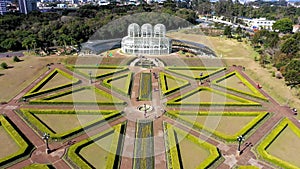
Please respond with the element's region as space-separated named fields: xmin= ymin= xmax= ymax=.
xmin=272 ymin=18 xmax=293 ymax=33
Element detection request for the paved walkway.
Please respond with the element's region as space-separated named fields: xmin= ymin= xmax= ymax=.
xmin=1 ymin=61 xmax=299 ymax=169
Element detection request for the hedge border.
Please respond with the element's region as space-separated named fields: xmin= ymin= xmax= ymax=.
xmin=159 ymin=72 xmax=190 ymax=96
xmin=23 ymin=68 xmax=81 ymax=99
xmin=19 ymin=109 xmax=123 ymax=140
xmin=29 ymin=86 xmax=126 ymax=105
xmin=66 ymin=122 xmax=126 ymax=169
xmin=163 ymin=122 xmax=221 ymax=169
xmin=133 ymin=119 xmax=154 ymax=169
xmin=166 ymin=111 xmax=269 ymax=142
xmin=165 ymin=67 xmax=226 ymax=80
xmin=138 ymin=73 xmax=152 ymax=101
xmin=212 ymin=71 xmax=268 ymax=101
xmin=0 ymin=115 xmax=33 ymax=167
xmin=102 ymin=72 xmax=133 ymax=97
xmin=166 ymin=87 xmax=261 ymax=107
xmin=257 ymin=118 xmax=300 ymax=169
xmin=66 ymin=65 xmax=129 ymax=79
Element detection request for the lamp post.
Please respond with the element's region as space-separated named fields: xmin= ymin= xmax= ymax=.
xmin=237 ymin=135 xmax=244 ymax=152
xmin=42 ymin=133 xmax=50 ymax=154
xmin=88 ymin=71 xmax=92 ymax=83
xmin=144 ymin=103 xmax=147 ymax=117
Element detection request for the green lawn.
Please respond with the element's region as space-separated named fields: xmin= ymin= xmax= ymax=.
xmin=180 ymin=90 xmax=238 ymax=103
xmin=77 ymin=68 xmax=117 ymax=77
xmin=165 ymin=76 xmax=186 ymax=90
xmin=35 ymin=114 xmax=101 ymax=133
xmin=183 ymin=115 xmax=255 ymax=135
xmin=51 ymin=88 xmax=112 ymax=102
xmin=176 ymin=132 xmax=210 ymax=169
xmin=40 ymin=72 xmax=72 ymax=91
xmin=0 ymin=127 xmax=19 ymax=159
xmin=170 ymin=69 xmax=216 ymax=78
xmin=110 ymin=75 xmax=128 ymax=90
xmin=266 ymin=126 xmax=300 ymax=167
xmin=79 ymin=133 xmax=113 ymax=168
xmin=217 ymin=75 xmax=253 ymax=94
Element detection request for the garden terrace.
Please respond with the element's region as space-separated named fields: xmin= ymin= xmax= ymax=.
xmin=165 ymin=67 xmax=226 ymax=80
xmin=0 ymin=115 xmax=33 ymax=167
xmin=167 ymin=87 xmax=261 ymax=107
xmin=29 ymin=86 xmax=126 ymax=105
xmin=257 ymin=118 xmax=300 ymax=169
xmin=103 ymin=72 xmax=133 ymax=97
xmin=19 ymin=109 xmax=124 ymax=140
xmin=166 ymin=111 xmax=269 ymax=142
xmin=212 ymin=71 xmax=268 ymax=101
xmin=66 ymin=123 xmax=126 ymax=168
xmin=67 ymin=65 xmax=128 ymax=79
xmin=159 ymin=72 xmax=190 ymax=96
xmin=23 ymin=68 xmax=80 ymax=99
xmin=164 ymin=122 xmax=220 ymax=169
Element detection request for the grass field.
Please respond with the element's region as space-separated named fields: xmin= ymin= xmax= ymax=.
xmin=65 ymin=56 xmax=135 ymax=66
xmin=217 ymin=75 xmax=253 ymax=94
xmin=165 ymin=76 xmax=186 ymax=90
xmin=176 ymin=132 xmax=210 ymax=168
xmin=35 ymin=114 xmax=101 ymax=133
xmin=180 ymin=90 xmax=238 ymax=103
xmin=76 ymin=68 xmax=118 ymax=78
xmin=170 ymin=69 xmax=216 ymax=78
xmin=266 ymin=126 xmax=300 ymax=167
xmin=0 ymin=127 xmax=19 ymax=159
xmin=79 ymin=133 xmax=113 ymax=168
xmin=110 ymin=75 xmax=128 ymax=90
xmin=39 ymin=73 xmax=72 ymax=91
xmin=183 ymin=115 xmax=255 ymax=135
xmin=0 ymin=55 xmax=66 ymax=102
xmin=51 ymin=88 xmax=112 ymax=102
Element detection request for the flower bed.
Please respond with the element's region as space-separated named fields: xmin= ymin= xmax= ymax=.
xmin=138 ymin=73 xmax=152 ymax=101
xmin=133 ymin=119 xmax=154 ymax=169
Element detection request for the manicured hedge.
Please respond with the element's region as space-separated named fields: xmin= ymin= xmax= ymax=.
xmin=133 ymin=120 xmax=154 ymax=169
xmin=67 ymin=65 xmax=129 ymax=79
xmin=19 ymin=109 xmax=123 ymax=140
xmin=166 ymin=111 xmax=269 ymax=142
xmin=0 ymin=115 xmax=33 ymax=167
xmin=102 ymin=72 xmax=133 ymax=97
xmin=212 ymin=71 xmax=268 ymax=101
xmin=163 ymin=122 xmax=221 ymax=169
xmin=66 ymin=123 xmax=125 ymax=169
xmin=236 ymin=166 xmax=260 ymax=169
xmin=166 ymin=87 xmax=261 ymax=107
xmin=29 ymin=86 xmax=126 ymax=105
xmin=163 ymin=122 xmax=181 ymax=169
xmin=165 ymin=67 xmax=226 ymax=80
xmin=138 ymin=73 xmax=152 ymax=101
xmin=159 ymin=72 xmax=190 ymax=96
xmin=23 ymin=164 xmax=53 ymax=169
xmin=23 ymin=68 xmax=80 ymax=99
xmin=257 ymin=118 xmax=300 ymax=169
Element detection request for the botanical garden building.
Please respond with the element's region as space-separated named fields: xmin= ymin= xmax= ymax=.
xmin=121 ymin=23 xmax=172 ymax=55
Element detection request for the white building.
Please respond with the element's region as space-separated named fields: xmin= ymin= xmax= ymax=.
xmin=121 ymin=23 xmax=172 ymax=55
xmin=241 ymin=18 xmax=276 ymax=30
